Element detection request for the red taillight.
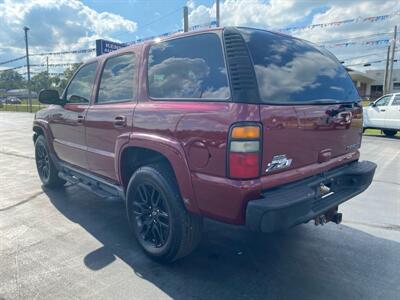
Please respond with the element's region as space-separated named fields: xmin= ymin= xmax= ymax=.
xmin=228 ymin=124 xmax=261 ymax=179
xmin=229 ymin=152 xmax=260 ymax=178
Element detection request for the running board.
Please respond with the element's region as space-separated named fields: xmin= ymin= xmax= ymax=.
xmin=58 ymin=163 xmax=125 ymax=201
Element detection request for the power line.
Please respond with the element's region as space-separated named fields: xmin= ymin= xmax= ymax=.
xmin=0 ymin=65 xmax=26 ymax=71
xmin=316 ymin=31 xmax=394 ymax=44
xmin=339 ymin=49 xmax=400 ymax=61
xmin=30 ymin=63 xmax=80 ymax=67
xmin=279 ymin=11 xmax=399 ymax=32
xmin=321 ymin=38 xmax=393 ymax=48
xmin=31 ymin=48 xmax=95 ymax=57
xmin=0 ymin=55 xmax=26 ymax=66
xmin=2 ymin=11 xmax=399 ymax=73
xmin=345 ymin=58 xmax=398 ymax=67
xmin=1 ymin=62 xmax=80 ymax=72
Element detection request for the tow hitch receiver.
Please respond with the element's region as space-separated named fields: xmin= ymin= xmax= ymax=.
xmin=314 ymin=207 xmax=342 ymax=226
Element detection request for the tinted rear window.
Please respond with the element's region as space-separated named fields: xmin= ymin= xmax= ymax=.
xmin=240 ymin=28 xmax=359 ymax=104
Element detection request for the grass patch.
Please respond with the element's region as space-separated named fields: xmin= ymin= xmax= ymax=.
xmin=364 ymin=128 xmax=400 ymax=137
xmin=362 ymin=100 xmax=372 ymax=107
xmin=0 ymin=104 xmax=45 ymax=113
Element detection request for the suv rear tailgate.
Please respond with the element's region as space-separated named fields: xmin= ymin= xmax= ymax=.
xmin=260 ymin=103 xmax=363 ymax=178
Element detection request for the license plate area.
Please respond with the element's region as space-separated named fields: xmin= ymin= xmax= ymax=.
xmin=312 ymin=179 xmax=338 ymax=211
xmin=318 ymin=180 xmax=335 ymax=199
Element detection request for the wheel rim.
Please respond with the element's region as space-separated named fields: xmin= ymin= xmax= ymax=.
xmin=36 ymin=143 xmax=50 ymax=181
xmin=132 ymin=183 xmax=170 ymax=248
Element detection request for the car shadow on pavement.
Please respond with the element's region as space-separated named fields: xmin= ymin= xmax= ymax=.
xmin=43 ymin=184 xmax=400 ymax=300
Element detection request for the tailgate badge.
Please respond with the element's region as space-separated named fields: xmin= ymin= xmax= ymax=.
xmin=266 ymin=155 xmax=292 ymax=173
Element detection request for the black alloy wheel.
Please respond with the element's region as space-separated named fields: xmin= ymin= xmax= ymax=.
xmin=132 ymin=183 xmax=170 ymax=248
xmin=36 ymin=142 xmax=50 ymax=182
xmin=126 ymin=163 xmax=203 ymax=263
xmin=34 ymin=135 xmax=65 ymax=188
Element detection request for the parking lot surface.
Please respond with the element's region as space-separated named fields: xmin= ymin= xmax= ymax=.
xmin=0 ymin=112 xmax=399 ymax=300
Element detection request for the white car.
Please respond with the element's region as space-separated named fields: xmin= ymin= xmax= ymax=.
xmin=363 ymin=93 xmax=400 ymax=137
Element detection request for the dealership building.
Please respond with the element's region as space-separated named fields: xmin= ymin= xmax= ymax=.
xmin=348 ymin=68 xmax=400 ymax=99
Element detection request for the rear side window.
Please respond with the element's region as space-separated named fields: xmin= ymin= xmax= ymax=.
xmin=97 ymin=53 xmax=136 ymax=103
xmin=391 ymin=95 xmax=400 ymax=106
xmin=148 ymin=33 xmax=230 ymax=100
xmin=240 ymin=28 xmax=359 ymax=104
xmin=65 ymin=62 xmax=97 ymax=103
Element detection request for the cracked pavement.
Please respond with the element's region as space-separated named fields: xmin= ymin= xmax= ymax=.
xmin=0 ymin=112 xmax=399 ymax=300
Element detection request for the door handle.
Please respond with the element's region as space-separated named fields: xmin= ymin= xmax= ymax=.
xmin=380 ymin=109 xmax=386 ymax=112
xmin=114 ymin=115 xmax=127 ymax=128
xmin=77 ymin=115 xmax=85 ymax=123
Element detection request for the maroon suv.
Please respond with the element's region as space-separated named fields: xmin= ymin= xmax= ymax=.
xmin=34 ymin=27 xmax=376 ymax=262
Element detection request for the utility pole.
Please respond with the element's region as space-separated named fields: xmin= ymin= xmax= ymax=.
xmin=387 ymin=25 xmax=397 ymax=93
xmin=216 ymin=0 xmax=220 ymax=27
xmin=183 ymin=6 xmax=189 ymax=32
xmin=46 ymin=56 xmax=49 ymax=89
xmin=383 ymin=45 xmax=391 ymax=95
xmin=23 ymin=26 xmax=32 ymax=113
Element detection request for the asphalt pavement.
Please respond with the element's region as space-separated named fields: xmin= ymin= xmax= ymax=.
xmin=0 ymin=112 xmax=399 ymax=300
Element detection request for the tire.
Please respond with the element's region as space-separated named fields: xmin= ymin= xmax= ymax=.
xmin=382 ymin=129 xmax=397 ymax=137
xmin=126 ymin=162 xmax=203 ymax=263
xmin=35 ymin=135 xmax=66 ymax=188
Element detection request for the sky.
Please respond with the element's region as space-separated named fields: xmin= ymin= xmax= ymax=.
xmin=0 ymin=0 xmax=399 ymax=75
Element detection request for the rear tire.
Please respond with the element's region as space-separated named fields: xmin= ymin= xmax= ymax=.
xmin=382 ymin=129 xmax=397 ymax=137
xmin=35 ymin=135 xmax=65 ymax=188
xmin=126 ymin=162 xmax=203 ymax=263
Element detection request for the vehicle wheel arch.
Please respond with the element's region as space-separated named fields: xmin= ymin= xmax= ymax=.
xmin=33 ymin=120 xmax=53 ymax=141
xmin=118 ymin=144 xmax=200 ymax=214
xmin=33 ymin=125 xmax=45 ymax=142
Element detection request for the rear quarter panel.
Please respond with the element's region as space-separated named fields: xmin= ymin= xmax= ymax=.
xmin=131 ymin=99 xmax=260 ymax=217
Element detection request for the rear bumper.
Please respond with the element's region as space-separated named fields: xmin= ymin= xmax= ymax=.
xmin=246 ymin=160 xmax=376 ymax=233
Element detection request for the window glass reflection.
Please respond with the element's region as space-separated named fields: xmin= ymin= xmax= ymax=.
xmin=148 ymin=33 xmax=230 ymax=100
xmin=240 ymin=28 xmax=359 ymax=103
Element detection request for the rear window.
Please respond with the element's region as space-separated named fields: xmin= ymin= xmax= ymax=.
xmin=239 ymin=28 xmax=359 ymax=104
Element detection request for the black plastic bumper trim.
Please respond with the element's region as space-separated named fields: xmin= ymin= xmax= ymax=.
xmin=246 ymin=160 xmax=377 ymax=233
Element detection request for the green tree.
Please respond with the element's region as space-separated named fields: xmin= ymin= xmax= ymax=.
xmin=0 ymin=70 xmax=26 ymax=90
xmin=31 ymin=71 xmax=50 ymax=93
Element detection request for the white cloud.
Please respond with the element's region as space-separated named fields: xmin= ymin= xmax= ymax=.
xmin=0 ymin=0 xmax=137 ymax=70
xmin=188 ymin=0 xmax=399 ymax=70
xmin=188 ymin=0 xmax=317 ymax=28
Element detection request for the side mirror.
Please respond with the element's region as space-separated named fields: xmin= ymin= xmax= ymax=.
xmin=38 ymin=89 xmax=62 ymax=105
xmin=369 ymin=102 xmax=376 ymax=107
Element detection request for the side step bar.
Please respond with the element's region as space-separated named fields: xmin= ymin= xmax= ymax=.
xmin=58 ymin=163 xmax=125 ymax=201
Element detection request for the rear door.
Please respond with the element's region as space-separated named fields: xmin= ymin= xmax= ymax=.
xmin=85 ymin=52 xmax=138 ymax=181
xmin=50 ymin=62 xmax=97 ymax=169
xmin=239 ymin=28 xmax=363 ymax=174
xmin=384 ymin=94 xmax=400 ymax=129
